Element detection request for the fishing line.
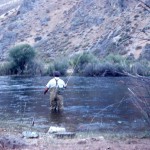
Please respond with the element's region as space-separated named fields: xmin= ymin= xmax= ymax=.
xmin=66 ymin=51 xmax=84 ymax=85
xmin=128 ymin=88 xmax=150 ymax=124
xmin=90 ymin=87 xmax=150 ymax=124
xmin=65 ymin=27 xmax=92 ymax=85
xmin=90 ymin=97 xmax=127 ymax=123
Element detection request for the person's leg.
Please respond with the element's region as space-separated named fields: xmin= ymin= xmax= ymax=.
xmin=50 ymin=90 xmax=57 ymax=110
xmin=56 ymin=94 xmax=64 ymax=111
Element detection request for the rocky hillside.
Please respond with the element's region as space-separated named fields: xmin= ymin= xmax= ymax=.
xmin=0 ymin=0 xmax=150 ymax=62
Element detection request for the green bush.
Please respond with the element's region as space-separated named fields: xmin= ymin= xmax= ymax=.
xmin=129 ymin=61 xmax=150 ymax=76
xmin=0 ymin=62 xmax=11 ymax=75
xmin=71 ymin=52 xmax=150 ymax=77
xmin=47 ymin=64 xmax=55 ymax=76
xmin=83 ymin=62 xmax=125 ymax=77
xmin=83 ymin=63 xmax=95 ymax=76
xmin=83 ymin=63 xmax=106 ymax=76
xmin=23 ymin=60 xmax=46 ymax=75
xmin=80 ymin=53 xmax=125 ymax=76
xmin=72 ymin=52 xmax=98 ymax=74
xmin=0 ymin=47 xmax=148 ymax=77
xmin=0 ymin=61 xmax=21 ymax=75
xmin=9 ymin=44 xmax=35 ymax=74
xmin=47 ymin=59 xmax=69 ymax=76
xmin=105 ymin=53 xmax=125 ymax=64
xmin=100 ymin=63 xmax=124 ymax=76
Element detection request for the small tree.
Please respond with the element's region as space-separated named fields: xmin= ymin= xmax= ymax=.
xmin=9 ymin=44 xmax=35 ymax=74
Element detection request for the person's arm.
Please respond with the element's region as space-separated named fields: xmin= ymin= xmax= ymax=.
xmin=64 ymin=83 xmax=67 ymax=88
xmin=63 ymin=81 xmax=67 ymax=88
xmin=44 ymin=87 xmax=49 ymax=95
xmin=44 ymin=80 xmax=51 ymax=94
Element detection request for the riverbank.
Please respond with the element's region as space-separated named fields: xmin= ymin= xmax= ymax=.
xmin=0 ymin=127 xmax=150 ymax=150
xmin=0 ymin=121 xmax=150 ymax=150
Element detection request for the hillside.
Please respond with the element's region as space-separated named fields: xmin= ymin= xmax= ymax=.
xmin=0 ymin=0 xmax=150 ymax=62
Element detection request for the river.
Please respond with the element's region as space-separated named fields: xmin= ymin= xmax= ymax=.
xmin=0 ymin=76 xmax=149 ymax=134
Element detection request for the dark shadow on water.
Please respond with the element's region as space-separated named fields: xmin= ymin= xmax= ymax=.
xmin=49 ymin=110 xmax=65 ymax=125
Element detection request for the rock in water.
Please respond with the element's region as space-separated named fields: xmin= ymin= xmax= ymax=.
xmin=22 ymin=131 xmax=39 ymax=138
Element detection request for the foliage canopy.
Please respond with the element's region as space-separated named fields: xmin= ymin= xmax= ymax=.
xmin=9 ymin=44 xmax=35 ymax=74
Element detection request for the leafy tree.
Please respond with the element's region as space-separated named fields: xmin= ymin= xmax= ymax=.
xmin=9 ymin=44 xmax=35 ymax=74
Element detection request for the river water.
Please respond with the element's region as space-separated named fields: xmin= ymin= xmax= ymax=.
xmin=0 ymin=76 xmax=149 ymax=134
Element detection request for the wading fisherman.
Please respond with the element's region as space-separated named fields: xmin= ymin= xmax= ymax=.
xmin=44 ymin=71 xmax=67 ymax=111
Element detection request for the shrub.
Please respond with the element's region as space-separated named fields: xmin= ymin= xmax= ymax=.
xmin=99 ymin=63 xmax=118 ymax=76
xmin=83 ymin=63 xmax=95 ymax=76
xmin=130 ymin=61 xmax=150 ymax=76
xmin=71 ymin=52 xmax=150 ymax=77
xmin=23 ymin=60 xmax=46 ymax=75
xmin=0 ymin=61 xmax=21 ymax=75
xmin=83 ymin=62 xmax=125 ymax=77
xmin=139 ymin=44 xmax=150 ymax=61
xmin=105 ymin=53 xmax=125 ymax=64
xmin=0 ymin=62 xmax=11 ymax=75
xmin=47 ymin=64 xmax=55 ymax=76
xmin=47 ymin=59 xmax=69 ymax=76
xmin=72 ymin=52 xmax=98 ymax=74
xmin=9 ymin=44 xmax=35 ymax=74
xmin=92 ymin=63 xmax=104 ymax=76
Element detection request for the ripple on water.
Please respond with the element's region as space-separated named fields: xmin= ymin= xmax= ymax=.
xmin=0 ymin=76 xmax=149 ymax=134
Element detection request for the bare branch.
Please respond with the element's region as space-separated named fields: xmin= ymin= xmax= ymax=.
xmin=128 ymin=88 xmax=150 ymax=125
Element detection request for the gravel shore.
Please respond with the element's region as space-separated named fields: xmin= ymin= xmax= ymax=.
xmin=0 ymin=123 xmax=150 ymax=150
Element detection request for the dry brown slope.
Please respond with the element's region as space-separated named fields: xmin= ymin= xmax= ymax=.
xmin=0 ymin=0 xmax=149 ymax=62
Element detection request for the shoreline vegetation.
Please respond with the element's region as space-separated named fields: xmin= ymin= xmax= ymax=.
xmin=0 ymin=44 xmax=149 ymax=77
